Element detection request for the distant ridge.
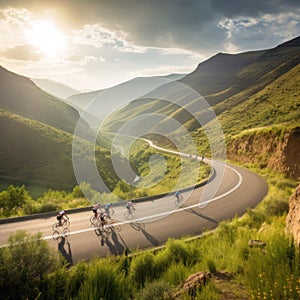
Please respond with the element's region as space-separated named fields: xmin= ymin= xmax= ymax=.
xmin=31 ymin=78 xmax=80 ymax=99
xmin=65 ymin=73 xmax=185 ymax=111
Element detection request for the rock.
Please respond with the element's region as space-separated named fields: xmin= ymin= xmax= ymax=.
xmin=182 ymin=271 xmax=210 ymax=290
xmin=248 ymin=239 xmax=266 ymax=248
xmin=286 ymin=184 xmax=300 ymax=245
xmin=173 ymin=271 xmax=211 ymax=298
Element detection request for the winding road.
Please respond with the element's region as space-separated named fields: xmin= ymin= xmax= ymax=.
xmin=0 ymin=144 xmax=268 ymax=264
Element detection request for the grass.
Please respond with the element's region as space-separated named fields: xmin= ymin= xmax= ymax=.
xmin=0 ymin=109 xmax=128 ymax=197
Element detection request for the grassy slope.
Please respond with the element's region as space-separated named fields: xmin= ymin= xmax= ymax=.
xmin=101 ymin=37 xmax=300 ymax=137
xmin=180 ymin=50 xmax=265 ymax=101
xmin=0 ymin=110 xmax=120 ymax=195
xmin=0 ymin=66 xmax=92 ymax=138
xmin=219 ymin=63 xmax=300 ymax=138
xmin=0 ymin=66 xmax=122 ymax=194
xmin=181 ymin=36 xmax=300 ymax=108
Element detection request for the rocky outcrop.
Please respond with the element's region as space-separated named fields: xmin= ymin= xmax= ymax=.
xmin=173 ymin=271 xmax=250 ymax=299
xmin=286 ymin=184 xmax=300 ymax=245
xmin=173 ymin=272 xmax=210 ymax=298
xmin=227 ymin=127 xmax=300 ymax=179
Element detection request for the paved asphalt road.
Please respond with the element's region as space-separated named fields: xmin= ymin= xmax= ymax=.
xmin=0 ymin=158 xmax=268 ymax=264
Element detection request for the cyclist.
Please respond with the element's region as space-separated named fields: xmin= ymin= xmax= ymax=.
xmin=104 ymin=203 xmax=113 ymax=219
xmin=56 ymin=210 xmax=68 ymax=226
xmin=92 ymin=203 xmax=101 ymax=219
xmin=175 ymin=190 xmax=183 ymax=202
xmin=126 ymin=201 xmax=135 ymax=212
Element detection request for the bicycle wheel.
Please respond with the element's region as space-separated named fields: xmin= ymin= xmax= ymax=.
xmin=109 ymin=208 xmax=115 ymax=218
xmin=52 ymin=222 xmax=59 ymax=231
xmin=90 ymin=215 xmax=98 ymax=226
xmin=103 ymin=224 xmax=111 ymax=234
xmin=63 ymin=219 xmax=70 ymax=229
xmin=62 ymin=229 xmax=70 ymax=239
xmin=52 ymin=230 xmax=60 ymax=240
xmin=175 ymin=196 xmax=184 ymax=206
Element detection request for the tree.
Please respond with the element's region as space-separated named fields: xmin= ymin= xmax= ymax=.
xmin=0 ymin=185 xmax=30 ymax=217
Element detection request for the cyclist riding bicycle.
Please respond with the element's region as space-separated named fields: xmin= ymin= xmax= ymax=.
xmin=104 ymin=203 xmax=113 ymax=219
xmin=56 ymin=210 xmax=68 ymax=226
xmin=175 ymin=190 xmax=183 ymax=201
xmin=126 ymin=201 xmax=135 ymax=212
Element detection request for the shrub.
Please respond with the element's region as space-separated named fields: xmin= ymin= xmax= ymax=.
xmin=0 ymin=185 xmax=31 ymax=217
xmin=36 ymin=202 xmax=58 ymax=213
xmin=164 ymin=239 xmax=192 ymax=266
xmin=264 ymin=198 xmax=289 ymax=216
xmin=130 ymin=252 xmax=156 ymax=288
xmin=76 ymin=258 xmax=130 ymax=300
xmin=0 ymin=231 xmax=60 ymax=299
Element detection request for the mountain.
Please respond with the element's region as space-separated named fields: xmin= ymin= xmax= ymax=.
xmin=31 ymin=78 xmax=80 ymax=99
xmin=65 ymin=74 xmax=186 ymax=129
xmin=0 ymin=66 xmax=127 ymax=194
xmin=100 ymin=36 xmax=300 ymax=136
xmin=181 ymin=35 xmax=300 ymax=108
xmin=0 ymin=66 xmax=92 ymax=137
xmin=66 ymin=73 xmax=186 ymax=111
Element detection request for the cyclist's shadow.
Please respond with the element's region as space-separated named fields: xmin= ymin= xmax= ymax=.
xmin=58 ymin=237 xmax=73 ymax=266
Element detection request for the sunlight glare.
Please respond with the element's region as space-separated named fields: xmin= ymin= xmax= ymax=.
xmin=25 ymin=21 xmax=66 ymax=57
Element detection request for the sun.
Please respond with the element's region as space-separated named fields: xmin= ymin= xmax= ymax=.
xmin=25 ymin=21 xmax=66 ymax=57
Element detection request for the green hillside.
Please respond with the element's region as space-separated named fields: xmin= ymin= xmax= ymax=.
xmin=219 ymin=63 xmax=300 ymax=137
xmin=0 ymin=109 xmax=120 ymax=195
xmin=101 ymin=36 xmax=300 ymax=139
xmin=0 ymin=66 xmax=118 ymax=195
xmin=0 ymin=66 xmax=92 ymax=138
xmin=180 ymin=50 xmax=265 ymax=101
xmin=181 ymin=36 xmax=300 ymax=107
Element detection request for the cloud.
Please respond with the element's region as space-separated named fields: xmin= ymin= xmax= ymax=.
xmin=218 ymin=11 xmax=300 ymax=52
xmin=1 ymin=44 xmax=43 ymax=61
xmin=0 ymin=0 xmax=299 ymax=90
xmin=0 ymin=0 xmax=299 ymax=55
xmin=210 ymin=0 xmax=300 ymax=18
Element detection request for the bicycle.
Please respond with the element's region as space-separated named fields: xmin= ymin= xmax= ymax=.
xmin=175 ymin=192 xmax=184 ymax=206
xmin=124 ymin=207 xmax=136 ymax=219
xmin=90 ymin=211 xmax=108 ymax=226
xmin=93 ymin=220 xmax=112 ymax=237
xmin=90 ymin=214 xmax=99 ymax=226
xmin=52 ymin=217 xmax=70 ymax=231
xmin=105 ymin=207 xmax=115 ymax=219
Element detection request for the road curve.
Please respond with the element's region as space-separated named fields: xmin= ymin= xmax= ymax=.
xmin=0 ymin=151 xmax=268 ymax=264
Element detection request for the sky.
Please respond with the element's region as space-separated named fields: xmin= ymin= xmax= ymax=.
xmin=0 ymin=0 xmax=299 ymax=91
